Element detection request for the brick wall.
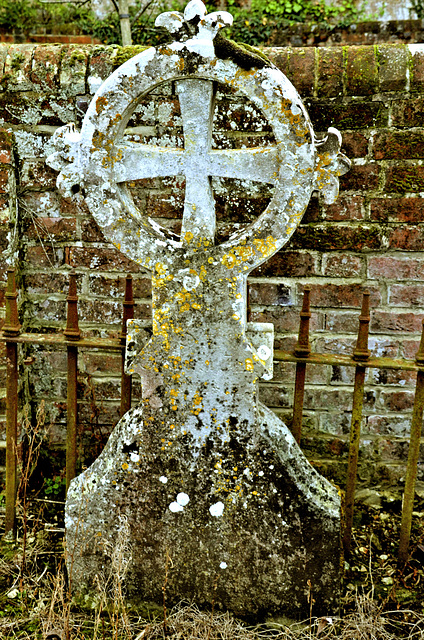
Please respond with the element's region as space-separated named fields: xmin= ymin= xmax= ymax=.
xmin=0 ymin=42 xmax=424 ymax=491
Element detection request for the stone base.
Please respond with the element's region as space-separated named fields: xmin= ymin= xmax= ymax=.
xmin=65 ymin=403 xmax=341 ymax=619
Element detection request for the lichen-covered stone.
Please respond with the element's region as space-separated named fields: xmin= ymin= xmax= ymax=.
xmin=48 ymin=0 xmax=349 ymax=619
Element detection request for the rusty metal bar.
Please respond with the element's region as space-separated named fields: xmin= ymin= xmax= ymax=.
xmin=1 ymin=331 xmax=421 ymax=370
xmin=292 ymin=286 xmax=311 ymax=443
xmin=120 ymin=274 xmax=134 ymax=416
xmin=398 ymin=321 xmax=424 ymax=565
xmin=0 ymin=332 xmax=124 ymax=350
xmin=64 ymin=272 xmax=81 ymax=492
xmin=4 ymin=269 xmax=21 ymax=535
xmin=343 ymin=291 xmax=371 ymax=556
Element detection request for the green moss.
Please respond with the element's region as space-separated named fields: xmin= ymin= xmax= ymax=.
xmin=389 ymin=168 xmax=424 ymax=193
xmin=214 ymin=33 xmax=272 ymax=70
xmin=292 ymin=225 xmax=382 ymax=251
xmin=113 ymin=45 xmax=149 ymax=69
xmin=10 ymin=53 xmax=25 ymax=70
xmin=69 ymin=51 xmax=87 ymax=67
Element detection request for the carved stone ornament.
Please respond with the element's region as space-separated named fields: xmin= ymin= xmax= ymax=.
xmin=47 ymin=0 xmax=350 ymax=619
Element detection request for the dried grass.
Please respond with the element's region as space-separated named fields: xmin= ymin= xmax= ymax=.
xmin=1 ymin=414 xmax=424 ymax=640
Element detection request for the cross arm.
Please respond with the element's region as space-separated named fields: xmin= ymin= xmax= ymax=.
xmin=114 ymin=143 xmax=185 ymax=182
xmin=209 ymin=147 xmax=279 ymax=185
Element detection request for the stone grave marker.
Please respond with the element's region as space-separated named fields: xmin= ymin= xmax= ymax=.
xmin=47 ymin=0 xmax=350 ymax=618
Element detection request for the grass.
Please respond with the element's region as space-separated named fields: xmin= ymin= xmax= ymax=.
xmin=1 ymin=498 xmax=424 ymax=639
xmin=1 ymin=403 xmax=424 ymax=638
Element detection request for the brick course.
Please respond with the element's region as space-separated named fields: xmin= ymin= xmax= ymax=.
xmin=1 ymin=42 xmax=424 ymax=490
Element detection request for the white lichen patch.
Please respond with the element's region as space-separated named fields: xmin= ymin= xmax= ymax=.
xmin=169 ymin=501 xmax=184 ymax=513
xmin=176 ymin=492 xmax=190 ymax=506
xmin=209 ymin=501 xmax=224 ymax=517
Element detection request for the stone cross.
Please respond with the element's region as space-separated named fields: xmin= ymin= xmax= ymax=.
xmin=48 ymin=0 xmax=350 ymax=618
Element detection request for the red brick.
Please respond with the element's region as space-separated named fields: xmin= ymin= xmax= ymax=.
xmin=308 ymin=101 xmax=388 ymax=132
xmin=374 ymin=131 xmax=424 ymax=160
xmin=388 ymin=226 xmax=424 ymax=251
xmin=0 ymin=44 xmax=10 ymax=82
xmin=370 ymin=197 xmax=424 ymax=222
xmin=315 ymin=336 xmax=398 ymax=358
xmin=377 ymin=44 xmax=408 ymax=92
xmin=367 ymin=337 xmax=399 ymax=358
xmin=392 ymin=97 xmax=424 ymax=127
xmin=341 ymin=132 xmax=368 ymax=158
xmin=81 ymin=219 xmax=106 ymax=242
xmin=322 ymin=195 xmax=364 ymax=221
xmin=248 ymin=283 xmax=292 ymax=306
xmin=346 ymin=46 xmax=378 ymax=96
xmin=24 ymin=271 xmax=80 ymax=295
xmin=61 ymin=195 xmax=89 ymax=216
xmin=81 ymin=351 xmax=122 ymax=375
xmin=31 ymin=44 xmax=61 ymax=89
xmin=371 ymin=311 xmax=424 ymax=333
xmin=339 ymin=164 xmax=380 ymax=192
xmin=286 ymin=48 xmax=315 ymax=97
xmin=251 ymin=250 xmax=318 ymax=277
xmin=389 ymin=284 xmax=424 ymax=307
xmin=25 ymin=245 xmax=65 ymax=268
xmin=0 ymin=128 xmax=14 ymax=156
xmin=325 ymin=311 xmax=362 ymax=333
xmin=0 ymin=167 xmax=9 ymax=193
xmin=71 ymin=35 xmax=96 ymax=45
xmin=31 ymin=298 xmax=66 ymax=323
xmin=410 ymin=47 xmax=424 ymax=92
xmin=145 ymin=193 xmax=184 ymax=219
xmin=301 ymin=197 xmax=320 ymax=223
xmin=60 ymin=44 xmax=89 ymax=95
xmin=29 ymin=35 xmax=70 ymax=44
xmin=263 ymin=48 xmax=289 ymax=76
xmin=78 ymin=300 xmax=122 ymax=324
xmin=367 ymin=415 xmax=411 ymax=437
xmin=21 ymin=160 xmax=57 ymax=189
xmin=323 ymin=254 xmax=363 ymax=277
xmin=68 ymin=247 xmax=144 ymax=272
xmin=369 ymin=367 xmax=417 ymax=387
xmin=4 ymin=44 xmax=34 ymax=91
xmin=89 ymin=274 xmax=151 ymax=299
xmin=214 ymin=100 xmax=270 ymax=132
xmin=401 ymin=340 xmax=421 ymax=359
xmin=25 ymin=217 xmax=76 ymax=241
xmin=0 ymin=148 xmax=11 ymax=163
xmin=23 ymin=192 xmax=62 ymax=218
xmin=385 ymin=166 xmax=424 ymax=193
xmin=368 ymin=256 xmax=424 ymax=280
xmin=380 ymin=390 xmax=415 ymax=412
xmin=304 ymin=388 xmax=353 ymax=413
xmin=258 ymin=384 xmax=290 ymax=408
xmin=249 ymin=309 xmax=322 ymax=333
xmin=305 ymin=283 xmax=381 ymax=309
xmin=290 ymin=225 xmax=382 ymax=252
xmin=317 ymin=47 xmax=344 ymax=98
xmin=89 ymin=45 xmax=118 ymax=82
xmin=272 ymin=360 xmax=296 ymax=382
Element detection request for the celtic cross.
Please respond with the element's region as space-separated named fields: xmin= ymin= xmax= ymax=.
xmin=49 ymin=0 xmax=349 ymax=615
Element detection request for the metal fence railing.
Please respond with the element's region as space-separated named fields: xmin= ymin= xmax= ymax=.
xmin=1 ymin=268 xmax=423 ymax=565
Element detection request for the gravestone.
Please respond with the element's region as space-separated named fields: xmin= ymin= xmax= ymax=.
xmin=47 ymin=0 xmax=350 ymax=618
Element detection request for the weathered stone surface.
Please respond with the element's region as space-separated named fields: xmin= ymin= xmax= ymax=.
xmin=47 ymin=0 xmax=349 ymax=619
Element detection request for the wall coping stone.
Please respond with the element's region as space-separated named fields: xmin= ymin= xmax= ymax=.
xmin=0 ymin=42 xmax=422 ymax=99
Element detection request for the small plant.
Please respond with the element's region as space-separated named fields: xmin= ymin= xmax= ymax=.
xmin=411 ymin=0 xmax=424 ymax=19
xmin=43 ymin=475 xmax=67 ymax=501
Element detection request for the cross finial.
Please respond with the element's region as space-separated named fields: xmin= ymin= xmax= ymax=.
xmin=155 ymin=0 xmax=233 ymax=57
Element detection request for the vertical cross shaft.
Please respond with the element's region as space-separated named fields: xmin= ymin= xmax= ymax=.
xmin=176 ymin=79 xmax=216 ymax=245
